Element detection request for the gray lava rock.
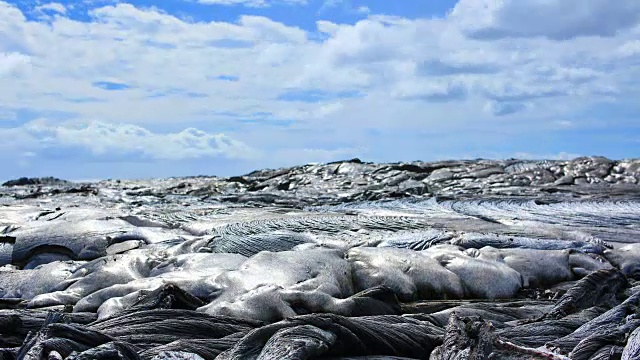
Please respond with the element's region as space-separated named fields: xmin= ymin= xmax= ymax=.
xmin=2 ymin=177 xmax=71 ymax=187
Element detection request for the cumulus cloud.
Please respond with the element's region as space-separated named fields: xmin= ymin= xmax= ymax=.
xmin=0 ymin=119 xmax=258 ymax=161
xmin=451 ymin=0 xmax=640 ymax=40
xmin=0 ymin=52 xmax=31 ymax=77
xmin=0 ymin=0 xmax=638 ymax=176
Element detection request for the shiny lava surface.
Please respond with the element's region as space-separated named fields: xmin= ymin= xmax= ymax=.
xmin=1 ymin=156 xmax=640 ymax=360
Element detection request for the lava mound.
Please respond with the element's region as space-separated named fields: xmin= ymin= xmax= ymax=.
xmin=1 ymin=157 xmax=640 ymax=359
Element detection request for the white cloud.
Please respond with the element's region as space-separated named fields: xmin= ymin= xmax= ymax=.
xmin=451 ymin=0 xmax=640 ymax=40
xmin=196 ymin=0 xmax=307 ymax=7
xmin=34 ymin=2 xmax=67 ymax=14
xmin=512 ymin=152 xmax=582 ymax=161
xmin=0 ymin=52 xmax=31 ymax=77
xmin=318 ymin=0 xmax=370 ymax=16
xmin=0 ymin=0 xmax=638 ymax=172
xmin=556 ymin=120 xmax=573 ymax=128
xmin=392 ymin=80 xmax=467 ymax=102
xmin=619 ymin=40 xmax=640 ymax=57
xmin=319 ymin=0 xmax=343 ymax=12
xmin=356 ymin=6 xmax=370 ymax=15
xmin=0 ymin=119 xmax=258 ymax=161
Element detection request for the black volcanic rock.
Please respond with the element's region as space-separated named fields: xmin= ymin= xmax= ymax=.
xmin=2 ymin=177 xmax=70 ymax=187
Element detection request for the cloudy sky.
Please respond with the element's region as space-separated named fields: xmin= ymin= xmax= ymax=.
xmin=1 ymin=0 xmax=639 ymax=180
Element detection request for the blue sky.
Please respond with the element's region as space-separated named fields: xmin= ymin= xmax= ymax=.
xmin=1 ymin=0 xmax=639 ymax=180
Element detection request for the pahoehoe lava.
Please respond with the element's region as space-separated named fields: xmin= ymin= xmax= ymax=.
xmin=1 ymin=156 xmax=640 ymax=359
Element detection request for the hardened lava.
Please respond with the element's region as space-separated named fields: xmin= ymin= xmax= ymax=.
xmin=1 ymin=156 xmax=640 ymax=359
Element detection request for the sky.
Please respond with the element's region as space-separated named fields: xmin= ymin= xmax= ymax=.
xmin=1 ymin=0 xmax=639 ymax=180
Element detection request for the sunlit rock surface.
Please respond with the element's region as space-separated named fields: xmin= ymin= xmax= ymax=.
xmin=1 ymin=156 xmax=640 ymax=359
